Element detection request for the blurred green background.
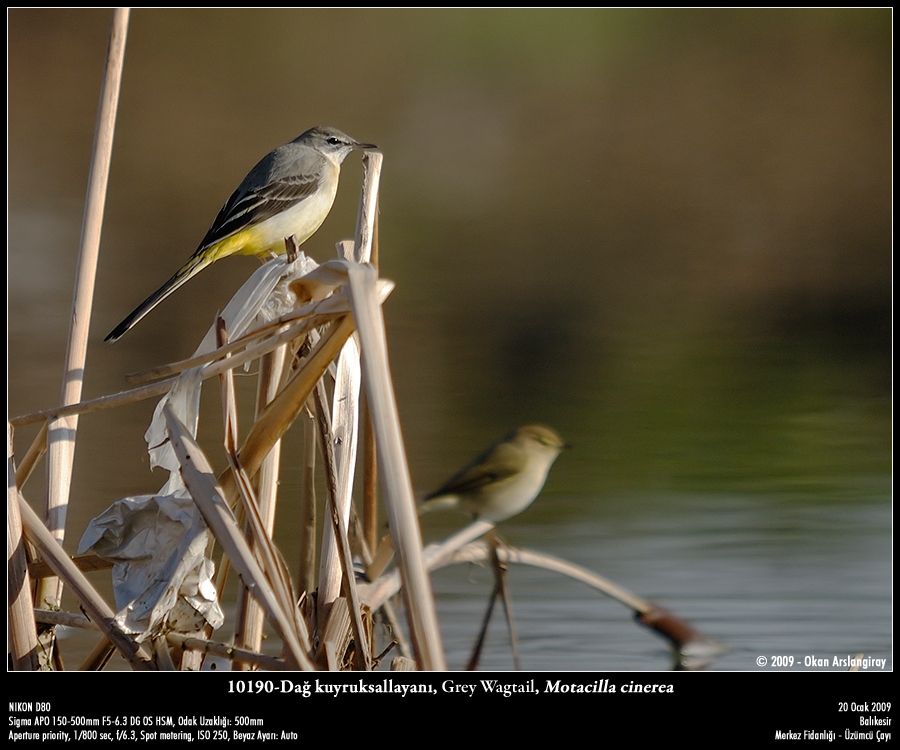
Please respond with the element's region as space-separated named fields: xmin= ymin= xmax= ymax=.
xmin=9 ymin=8 xmax=890 ymax=522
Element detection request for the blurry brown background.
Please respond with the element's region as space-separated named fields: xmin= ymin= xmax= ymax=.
xmin=9 ymin=9 xmax=891 ymax=530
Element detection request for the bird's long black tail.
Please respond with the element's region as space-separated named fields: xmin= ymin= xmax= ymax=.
xmin=104 ymin=253 xmax=210 ymax=342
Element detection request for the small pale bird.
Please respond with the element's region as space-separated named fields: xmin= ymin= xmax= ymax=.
xmin=419 ymin=424 xmax=570 ymax=523
xmin=105 ymin=125 xmax=376 ymax=342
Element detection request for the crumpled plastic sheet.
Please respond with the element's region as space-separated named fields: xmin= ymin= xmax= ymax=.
xmin=146 ymin=252 xmax=321 ymax=474
xmin=77 ymin=491 xmax=224 ymax=640
xmin=80 ymin=253 xmax=338 ymax=642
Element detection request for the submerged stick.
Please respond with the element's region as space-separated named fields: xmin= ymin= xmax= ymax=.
xmin=459 ymin=543 xmax=725 ymax=666
xmin=465 ymin=581 xmax=499 ymax=672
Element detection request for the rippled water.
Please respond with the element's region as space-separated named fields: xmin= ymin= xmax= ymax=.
xmin=424 ymin=490 xmax=892 ymax=671
xmin=51 ymin=487 xmax=890 ymax=672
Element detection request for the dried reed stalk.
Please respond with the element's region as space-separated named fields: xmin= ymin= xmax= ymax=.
xmin=234 ymin=344 xmax=289 ymax=665
xmin=39 ymin=9 xmax=130 ymax=638
xmin=297 ymin=399 xmax=318 ymax=594
xmin=317 ymin=334 xmax=361 ymax=612
xmin=163 ymin=404 xmax=314 ymax=670
xmin=346 ymin=263 xmax=446 ymax=670
xmin=10 ymin=307 xmax=343 ymax=428
xmin=312 ymin=382 xmax=371 ymax=670
xmin=13 ymin=421 xmax=47 ymax=490
xmin=217 ymin=315 xmax=356 ymax=503
xmin=8 ymin=423 xmax=39 ymax=670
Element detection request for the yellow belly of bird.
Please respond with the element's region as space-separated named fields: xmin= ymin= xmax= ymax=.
xmin=208 ymin=181 xmax=339 ymax=262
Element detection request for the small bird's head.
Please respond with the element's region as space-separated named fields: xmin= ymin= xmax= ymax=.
xmin=511 ymin=424 xmax=571 ymax=457
xmin=298 ymin=126 xmax=377 ymax=164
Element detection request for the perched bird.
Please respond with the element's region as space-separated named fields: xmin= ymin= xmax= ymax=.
xmin=105 ymin=126 xmax=376 ymax=342
xmin=420 ymin=424 xmax=570 ymax=523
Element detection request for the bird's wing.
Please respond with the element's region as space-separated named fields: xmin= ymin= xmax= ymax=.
xmin=195 ymin=170 xmax=323 ymax=252
xmin=424 ymin=441 xmax=525 ymax=499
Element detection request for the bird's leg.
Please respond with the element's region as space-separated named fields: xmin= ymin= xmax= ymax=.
xmin=283 ymin=235 xmax=300 ymax=263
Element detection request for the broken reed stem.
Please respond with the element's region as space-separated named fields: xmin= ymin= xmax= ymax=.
xmin=353 ymin=150 xmax=383 ymax=264
xmin=228 ymin=451 xmax=309 ymax=659
xmin=124 ymin=304 xmax=336 ymax=385
xmin=347 ymin=510 xmax=413 ymax=663
xmin=361 ymin=519 xmax=497 ymax=611
xmin=465 ymin=534 xmax=519 ymax=671
xmin=314 ymin=381 xmax=339 ymax=629
xmin=166 ymin=632 xmax=285 ymax=671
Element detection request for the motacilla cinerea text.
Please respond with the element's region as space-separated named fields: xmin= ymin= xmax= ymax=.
xmin=105 ymin=125 xmax=376 ymax=342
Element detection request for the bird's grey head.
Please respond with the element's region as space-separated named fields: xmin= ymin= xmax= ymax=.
xmin=297 ymin=126 xmax=377 ymax=165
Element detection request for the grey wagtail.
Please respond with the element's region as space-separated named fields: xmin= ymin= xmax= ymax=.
xmin=105 ymin=126 xmax=376 ymax=342
xmin=419 ymin=425 xmax=570 ymax=523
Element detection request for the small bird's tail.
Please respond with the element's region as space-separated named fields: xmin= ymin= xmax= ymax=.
xmin=104 ymin=253 xmax=211 ymax=342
